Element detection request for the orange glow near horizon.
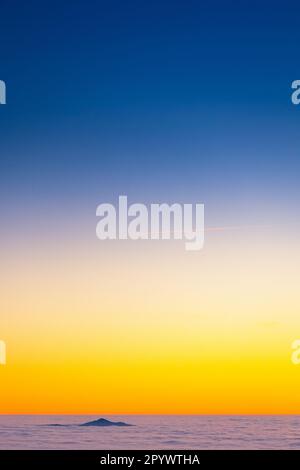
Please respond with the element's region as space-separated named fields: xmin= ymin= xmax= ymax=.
xmin=1 ymin=229 xmax=300 ymax=414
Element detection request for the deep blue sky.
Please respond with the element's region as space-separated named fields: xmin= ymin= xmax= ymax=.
xmin=0 ymin=0 xmax=300 ymax=233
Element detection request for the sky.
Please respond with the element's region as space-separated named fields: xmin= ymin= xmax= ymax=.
xmin=0 ymin=0 xmax=300 ymax=413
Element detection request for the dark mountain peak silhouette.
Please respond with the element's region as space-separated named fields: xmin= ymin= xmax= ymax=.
xmin=80 ymin=418 xmax=132 ymax=427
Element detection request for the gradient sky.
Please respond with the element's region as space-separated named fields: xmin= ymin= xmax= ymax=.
xmin=1 ymin=0 xmax=300 ymax=413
